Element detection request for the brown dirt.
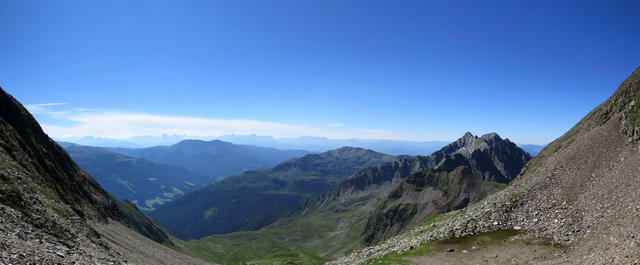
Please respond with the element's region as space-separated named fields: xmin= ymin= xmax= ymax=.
xmin=408 ymin=238 xmax=562 ymax=265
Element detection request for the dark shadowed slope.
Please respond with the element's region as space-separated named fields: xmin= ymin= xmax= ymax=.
xmin=152 ymin=147 xmax=398 ymax=238
xmin=62 ymin=143 xmax=211 ymax=212
xmin=0 ymin=87 xmax=208 ymax=264
xmin=332 ymin=67 xmax=640 ymax=264
xmin=107 ymin=140 xmax=312 ymax=181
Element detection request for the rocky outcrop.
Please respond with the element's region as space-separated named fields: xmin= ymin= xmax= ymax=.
xmin=299 ymin=132 xmax=529 ymax=215
xmin=360 ymin=133 xmax=530 ymax=245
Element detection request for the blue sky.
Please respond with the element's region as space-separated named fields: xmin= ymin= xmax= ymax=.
xmin=1 ymin=0 xmax=639 ymax=145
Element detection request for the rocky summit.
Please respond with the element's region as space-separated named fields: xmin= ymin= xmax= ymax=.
xmin=360 ymin=132 xmax=530 ymax=245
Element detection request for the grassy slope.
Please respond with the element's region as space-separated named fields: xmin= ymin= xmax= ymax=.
xmin=173 ymin=211 xmax=346 ymax=264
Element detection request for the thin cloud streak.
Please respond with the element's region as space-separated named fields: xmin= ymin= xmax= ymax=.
xmin=24 ymin=102 xmax=68 ymax=114
xmin=34 ymin=108 xmax=414 ymax=141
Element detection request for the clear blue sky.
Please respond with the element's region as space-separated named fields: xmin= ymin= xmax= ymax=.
xmin=1 ymin=0 xmax=639 ymax=145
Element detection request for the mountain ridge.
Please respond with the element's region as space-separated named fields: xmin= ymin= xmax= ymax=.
xmin=107 ymin=139 xmax=312 ymax=181
xmin=61 ymin=143 xmax=211 ymax=211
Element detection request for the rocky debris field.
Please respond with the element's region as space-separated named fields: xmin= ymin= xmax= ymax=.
xmin=0 ymin=204 xmax=126 ymax=265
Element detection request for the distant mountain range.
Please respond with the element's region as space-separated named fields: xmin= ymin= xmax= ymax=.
xmin=217 ymin=135 xmax=451 ymax=155
xmin=60 ymin=143 xmax=212 ymax=212
xmin=56 ymin=134 xmax=546 ymax=157
xmin=107 ymin=140 xmax=313 ymax=180
xmin=151 ymin=147 xmax=399 ymax=239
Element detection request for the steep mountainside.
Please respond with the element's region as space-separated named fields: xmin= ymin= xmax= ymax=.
xmin=0 ymin=87 xmax=207 ymax=264
xmin=108 ymin=140 xmax=312 ymax=180
xmin=333 ymin=67 xmax=640 ymax=264
xmin=62 ymin=143 xmax=211 ymax=211
xmin=152 ymin=147 xmax=398 ymax=238
xmin=360 ymin=152 xmax=517 ymax=245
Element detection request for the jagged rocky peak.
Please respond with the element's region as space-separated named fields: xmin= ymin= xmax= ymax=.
xmin=480 ymin=132 xmax=503 ymax=144
xmin=441 ymin=131 xmax=504 ymax=156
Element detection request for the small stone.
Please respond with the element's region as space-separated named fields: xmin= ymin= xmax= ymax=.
xmin=55 ymin=252 xmax=65 ymax=258
xmin=493 ymin=221 xmax=498 ymax=225
xmin=16 ymin=231 xmax=26 ymax=241
xmin=514 ymin=226 xmax=522 ymax=230
xmin=462 ymin=250 xmax=468 ymax=253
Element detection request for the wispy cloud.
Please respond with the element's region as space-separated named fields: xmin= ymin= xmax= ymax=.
xmin=29 ymin=104 xmax=410 ymax=141
xmin=24 ymin=102 xmax=68 ymax=114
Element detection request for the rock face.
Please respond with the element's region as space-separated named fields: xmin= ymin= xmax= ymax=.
xmin=152 ymin=147 xmax=398 ymax=239
xmin=361 ymin=133 xmax=530 ymax=244
xmin=331 ymin=67 xmax=640 ymax=265
xmin=0 ymin=87 xmax=206 ymax=264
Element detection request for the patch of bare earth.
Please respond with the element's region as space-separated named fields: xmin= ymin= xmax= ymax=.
xmin=408 ymin=233 xmax=564 ymax=265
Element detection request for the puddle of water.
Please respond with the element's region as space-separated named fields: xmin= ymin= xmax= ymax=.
xmin=426 ymin=230 xmax=523 ymax=255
